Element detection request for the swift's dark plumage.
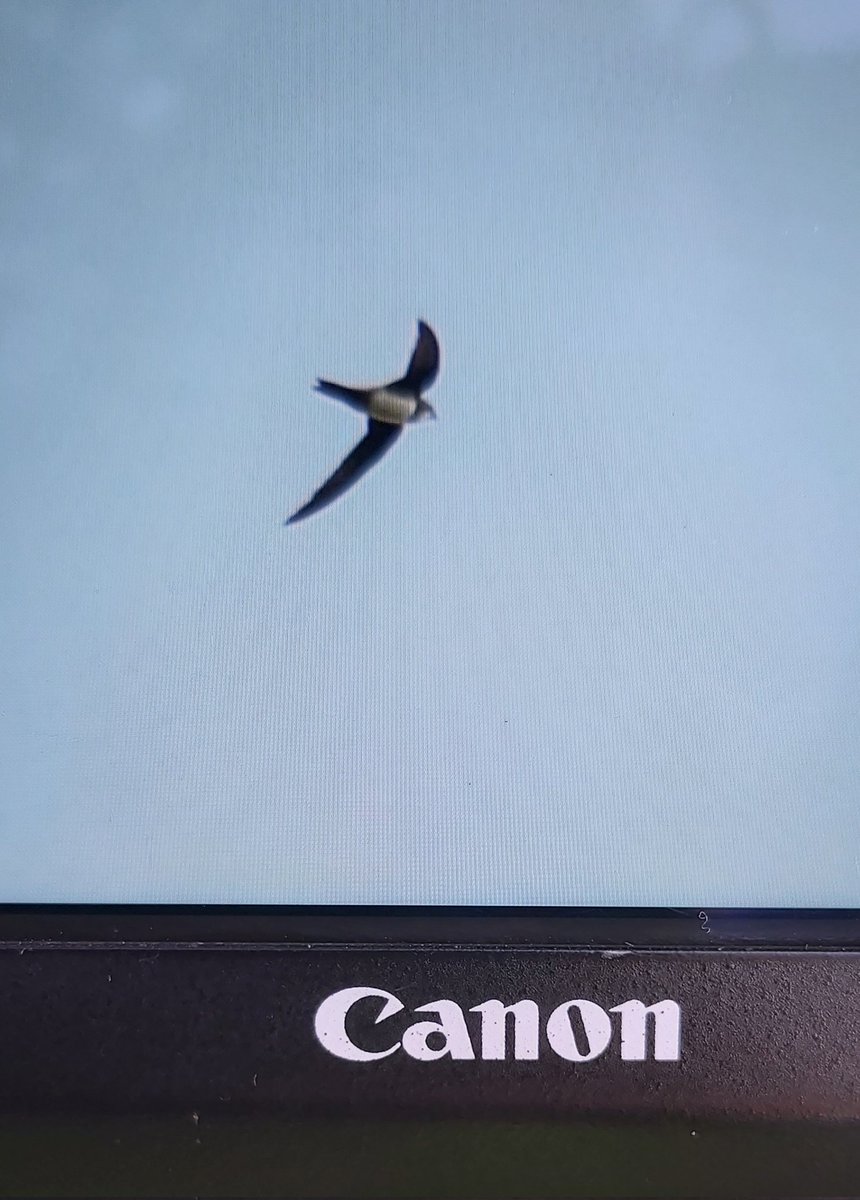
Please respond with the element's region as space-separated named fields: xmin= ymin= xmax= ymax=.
xmin=285 ymin=421 xmax=402 ymax=525
xmin=401 ymin=320 xmax=441 ymax=393
xmin=286 ymin=320 xmax=440 ymax=525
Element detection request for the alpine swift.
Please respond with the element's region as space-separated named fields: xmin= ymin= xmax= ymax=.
xmin=285 ymin=319 xmax=440 ymax=525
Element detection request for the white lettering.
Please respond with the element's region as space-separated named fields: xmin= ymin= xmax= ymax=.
xmin=610 ymin=999 xmax=681 ymax=1061
xmin=313 ymin=988 xmax=683 ymax=1063
xmin=313 ymin=986 xmax=403 ymax=1062
xmin=402 ymin=1000 xmax=476 ymax=1061
xmin=545 ymin=999 xmax=613 ymax=1062
xmin=470 ymin=999 xmax=540 ymax=1060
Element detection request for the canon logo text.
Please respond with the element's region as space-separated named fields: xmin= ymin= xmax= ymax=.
xmin=314 ymin=987 xmax=681 ymax=1063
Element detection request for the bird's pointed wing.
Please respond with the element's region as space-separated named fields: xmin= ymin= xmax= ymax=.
xmin=286 ymin=419 xmax=402 ymax=524
xmin=396 ymin=320 xmax=440 ymax=392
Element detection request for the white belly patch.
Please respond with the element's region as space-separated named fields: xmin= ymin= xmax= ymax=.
xmin=368 ymin=388 xmax=416 ymax=424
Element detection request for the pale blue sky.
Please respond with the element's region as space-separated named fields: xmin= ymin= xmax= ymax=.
xmin=1 ymin=0 xmax=859 ymax=904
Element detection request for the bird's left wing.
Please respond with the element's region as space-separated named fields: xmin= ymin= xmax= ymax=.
xmin=285 ymin=419 xmax=402 ymax=524
xmin=397 ymin=320 xmax=440 ymax=393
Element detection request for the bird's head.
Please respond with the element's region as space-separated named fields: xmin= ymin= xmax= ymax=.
xmin=414 ymin=399 xmax=437 ymax=422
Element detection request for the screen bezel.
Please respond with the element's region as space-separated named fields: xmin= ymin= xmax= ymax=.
xmin=2 ymin=903 xmax=859 ymax=946
xmin=2 ymin=905 xmax=859 ymax=1198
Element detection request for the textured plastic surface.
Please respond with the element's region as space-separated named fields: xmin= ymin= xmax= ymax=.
xmin=1 ymin=916 xmax=858 ymax=1196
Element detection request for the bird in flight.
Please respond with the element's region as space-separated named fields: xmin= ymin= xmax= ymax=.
xmin=286 ymin=320 xmax=440 ymax=525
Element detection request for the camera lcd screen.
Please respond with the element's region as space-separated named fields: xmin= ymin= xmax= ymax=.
xmin=3 ymin=0 xmax=858 ymax=909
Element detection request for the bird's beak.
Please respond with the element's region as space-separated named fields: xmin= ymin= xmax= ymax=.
xmin=427 ymin=405 xmax=437 ymax=420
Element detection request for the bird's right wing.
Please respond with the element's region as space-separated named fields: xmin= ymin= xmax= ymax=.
xmin=285 ymin=419 xmax=402 ymax=524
